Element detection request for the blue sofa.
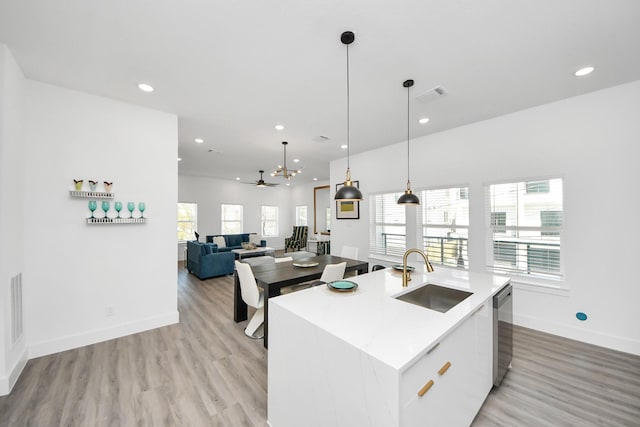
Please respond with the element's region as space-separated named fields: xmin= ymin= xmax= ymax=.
xmin=205 ymin=233 xmax=266 ymax=252
xmin=187 ymin=241 xmax=235 ymax=279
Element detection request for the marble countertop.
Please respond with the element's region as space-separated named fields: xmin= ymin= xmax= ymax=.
xmin=270 ymin=266 xmax=510 ymax=371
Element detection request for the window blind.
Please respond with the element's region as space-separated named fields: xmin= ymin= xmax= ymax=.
xmin=369 ymin=192 xmax=406 ymax=257
xmin=221 ymin=204 xmax=243 ymax=234
xmin=486 ymin=178 xmax=563 ymax=278
xmin=261 ymin=206 xmax=279 ymax=237
xmin=419 ymin=187 xmax=469 ymax=268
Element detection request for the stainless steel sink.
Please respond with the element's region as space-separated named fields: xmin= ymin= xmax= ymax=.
xmin=395 ymin=284 xmax=473 ymax=313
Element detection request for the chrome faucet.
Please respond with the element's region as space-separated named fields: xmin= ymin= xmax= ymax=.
xmin=402 ymin=248 xmax=434 ymax=287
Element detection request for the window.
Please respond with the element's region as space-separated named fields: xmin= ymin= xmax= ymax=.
xmin=486 ymin=178 xmax=563 ymax=278
xmin=370 ymin=192 xmax=406 ymax=257
xmin=295 ymin=206 xmax=307 ymax=226
xmin=261 ymin=206 xmax=279 ymax=237
xmin=326 ymin=207 xmax=331 ymax=232
xmin=177 ymin=203 xmax=197 ymax=241
xmin=221 ymin=204 xmax=243 ymax=234
xmin=419 ymin=187 xmax=469 ymax=268
xmin=526 ymin=180 xmax=550 ymax=194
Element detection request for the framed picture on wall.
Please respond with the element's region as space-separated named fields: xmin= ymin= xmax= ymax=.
xmin=335 ymin=181 xmax=360 ymax=219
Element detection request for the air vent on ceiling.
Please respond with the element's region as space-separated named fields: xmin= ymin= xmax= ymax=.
xmin=312 ymin=135 xmax=331 ymax=143
xmin=416 ymin=86 xmax=448 ymax=104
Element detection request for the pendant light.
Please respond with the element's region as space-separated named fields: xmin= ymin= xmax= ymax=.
xmin=335 ymin=31 xmax=363 ymax=201
xmin=397 ymin=79 xmax=420 ymax=205
xmin=272 ymin=141 xmax=301 ymax=180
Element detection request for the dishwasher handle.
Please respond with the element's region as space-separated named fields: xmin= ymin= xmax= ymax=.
xmin=494 ymin=284 xmax=512 ymax=307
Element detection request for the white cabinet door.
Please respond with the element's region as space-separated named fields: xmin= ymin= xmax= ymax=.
xmin=400 ymin=302 xmax=492 ymax=427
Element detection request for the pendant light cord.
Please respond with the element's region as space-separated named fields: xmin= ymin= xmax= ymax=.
xmin=346 ymin=43 xmax=351 ymax=171
xmin=406 ymin=82 xmax=410 ymax=183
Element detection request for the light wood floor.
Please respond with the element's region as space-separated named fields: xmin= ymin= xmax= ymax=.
xmin=1 ymin=265 xmax=639 ymax=426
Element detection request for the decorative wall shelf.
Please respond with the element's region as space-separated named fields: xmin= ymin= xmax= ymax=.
xmin=86 ymin=217 xmax=146 ymax=224
xmin=70 ymin=190 xmax=114 ymax=199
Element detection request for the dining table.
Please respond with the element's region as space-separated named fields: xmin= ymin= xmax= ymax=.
xmin=234 ymin=254 xmax=369 ymax=348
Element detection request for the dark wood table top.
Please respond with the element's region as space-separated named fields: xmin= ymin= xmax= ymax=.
xmin=249 ymin=254 xmax=368 ymax=289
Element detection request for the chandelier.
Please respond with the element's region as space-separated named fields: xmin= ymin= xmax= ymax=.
xmin=271 ymin=141 xmax=301 ymax=180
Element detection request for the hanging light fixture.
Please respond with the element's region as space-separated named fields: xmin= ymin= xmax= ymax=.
xmin=272 ymin=141 xmax=301 ymax=180
xmin=397 ymin=79 xmax=420 ymax=205
xmin=335 ymin=31 xmax=363 ymax=201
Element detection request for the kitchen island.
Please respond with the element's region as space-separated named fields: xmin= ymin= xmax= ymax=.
xmin=267 ymin=266 xmax=510 ymax=427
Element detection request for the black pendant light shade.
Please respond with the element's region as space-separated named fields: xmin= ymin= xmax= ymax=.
xmin=335 ymin=31 xmax=363 ymax=202
xmin=398 ymin=79 xmax=420 ymax=205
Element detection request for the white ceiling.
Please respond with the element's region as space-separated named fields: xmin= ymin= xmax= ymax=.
xmin=1 ymin=0 xmax=639 ymax=185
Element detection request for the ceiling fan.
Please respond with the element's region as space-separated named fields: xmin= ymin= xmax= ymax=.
xmin=247 ymin=170 xmax=279 ymax=187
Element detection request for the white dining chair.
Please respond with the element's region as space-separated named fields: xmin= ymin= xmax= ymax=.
xmin=340 ymin=246 xmax=359 ymax=260
xmin=308 ymin=262 xmax=347 ymax=288
xmin=235 ymin=261 xmax=264 ymax=339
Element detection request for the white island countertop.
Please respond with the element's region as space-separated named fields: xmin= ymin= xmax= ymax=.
xmin=270 ymin=266 xmax=510 ymax=371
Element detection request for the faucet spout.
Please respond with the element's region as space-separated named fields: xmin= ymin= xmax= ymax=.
xmin=402 ymin=248 xmax=434 ymax=287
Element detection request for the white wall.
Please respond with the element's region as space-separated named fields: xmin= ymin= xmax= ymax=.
xmin=289 ymin=180 xmax=330 ymax=235
xmin=0 ymin=44 xmax=27 ymax=395
xmin=178 ymin=175 xmax=295 ymax=253
xmin=331 ymin=80 xmax=640 ymax=355
xmin=23 ymin=81 xmax=179 ymax=358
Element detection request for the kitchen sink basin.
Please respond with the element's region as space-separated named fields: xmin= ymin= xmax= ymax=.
xmin=395 ymin=284 xmax=473 ymax=313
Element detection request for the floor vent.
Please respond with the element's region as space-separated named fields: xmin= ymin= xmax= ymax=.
xmin=11 ymin=273 xmax=23 ymax=346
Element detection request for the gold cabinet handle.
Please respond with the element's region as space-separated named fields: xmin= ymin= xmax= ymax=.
xmin=438 ymin=361 xmax=452 ymax=376
xmin=417 ymin=379 xmax=434 ymax=397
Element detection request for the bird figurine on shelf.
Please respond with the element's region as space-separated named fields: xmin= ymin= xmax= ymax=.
xmin=73 ymin=179 xmax=83 ymax=191
xmin=104 ymin=181 xmax=113 ymax=193
xmin=89 ymin=180 xmax=98 ymax=191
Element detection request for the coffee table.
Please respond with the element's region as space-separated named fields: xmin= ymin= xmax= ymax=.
xmin=231 ymin=246 xmax=275 ymax=260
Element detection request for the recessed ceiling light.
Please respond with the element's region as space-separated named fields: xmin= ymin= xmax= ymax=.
xmin=340 ymin=144 xmax=348 ymax=149
xmin=418 ymin=117 xmax=430 ymax=124
xmin=138 ymin=83 xmax=154 ymax=92
xmin=177 ymin=157 xmax=182 ymax=161
xmin=195 ymin=138 xmax=204 ymax=143
xmin=293 ymin=158 xmax=300 ymax=163
xmin=313 ymin=178 xmax=318 ymax=181
xmin=235 ymin=177 xmax=240 ymax=181
xmin=275 ymin=124 xmax=284 ymax=130
xmin=286 ymin=183 xmax=290 ymax=186
xmin=575 ymin=66 xmax=594 ymax=77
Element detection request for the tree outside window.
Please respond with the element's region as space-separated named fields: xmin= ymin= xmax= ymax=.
xmin=177 ymin=203 xmax=197 ymax=241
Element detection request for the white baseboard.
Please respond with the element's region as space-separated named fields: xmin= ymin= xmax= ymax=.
xmin=28 ymin=311 xmax=180 ymax=359
xmin=0 ymin=347 xmax=28 ymax=396
xmin=514 ymin=312 xmax=640 ymax=356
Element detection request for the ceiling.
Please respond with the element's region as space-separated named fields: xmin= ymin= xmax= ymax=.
xmin=1 ymin=0 xmax=639 ymax=185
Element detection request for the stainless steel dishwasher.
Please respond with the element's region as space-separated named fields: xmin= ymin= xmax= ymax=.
xmin=493 ymin=283 xmax=513 ymax=386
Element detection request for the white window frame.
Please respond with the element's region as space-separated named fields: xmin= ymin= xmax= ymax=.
xmin=418 ymin=186 xmax=470 ymax=269
xmin=295 ymin=205 xmax=308 ymax=226
xmin=221 ymin=204 xmax=243 ymax=234
xmin=177 ymin=202 xmax=198 ymax=241
xmin=369 ymin=192 xmax=406 ymax=258
xmin=261 ymin=205 xmax=279 ymax=237
xmin=485 ymin=177 xmax=564 ymax=280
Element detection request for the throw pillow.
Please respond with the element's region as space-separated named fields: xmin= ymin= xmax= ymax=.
xmin=249 ymin=234 xmax=261 ymax=246
xmin=203 ymin=244 xmax=212 ymax=255
xmin=213 ymin=236 xmax=226 ymax=248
